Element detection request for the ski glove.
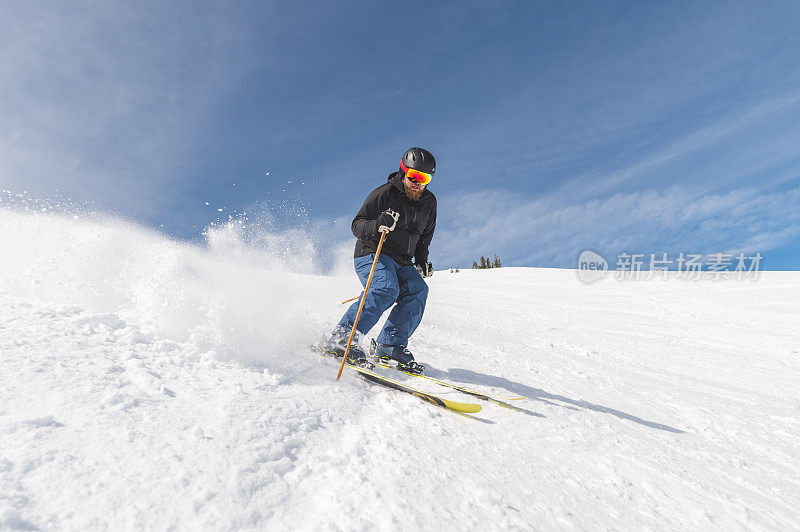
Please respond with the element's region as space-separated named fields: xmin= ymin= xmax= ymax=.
xmin=377 ymin=209 xmax=400 ymax=233
xmin=416 ymin=261 xmax=434 ymax=278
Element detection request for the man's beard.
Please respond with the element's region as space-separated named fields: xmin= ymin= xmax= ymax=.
xmin=404 ymin=180 xmax=424 ymax=202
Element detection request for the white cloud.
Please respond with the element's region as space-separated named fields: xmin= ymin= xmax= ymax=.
xmin=557 ymin=91 xmax=800 ymax=203
xmin=436 ymin=183 xmax=800 ymax=268
xmin=429 ymin=83 xmax=800 ymax=269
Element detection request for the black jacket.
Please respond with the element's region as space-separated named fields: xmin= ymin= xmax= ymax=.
xmin=351 ymin=171 xmax=437 ymax=266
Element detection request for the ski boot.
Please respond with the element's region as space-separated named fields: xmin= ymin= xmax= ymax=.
xmin=323 ymin=327 xmax=371 ymax=367
xmin=371 ymin=339 xmax=425 ymax=374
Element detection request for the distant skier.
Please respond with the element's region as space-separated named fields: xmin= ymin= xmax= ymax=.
xmin=326 ymin=147 xmax=436 ymax=369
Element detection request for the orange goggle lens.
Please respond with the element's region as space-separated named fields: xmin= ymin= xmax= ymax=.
xmin=406 ymin=168 xmax=432 ymax=185
xmin=400 ymin=161 xmax=433 ymax=185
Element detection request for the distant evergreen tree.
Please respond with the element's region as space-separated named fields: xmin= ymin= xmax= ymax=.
xmin=474 ymin=255 xmax=502 ymax=269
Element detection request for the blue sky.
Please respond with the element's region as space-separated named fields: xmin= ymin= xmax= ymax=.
xmin=2 ymin=1 xmax=800 ymax=270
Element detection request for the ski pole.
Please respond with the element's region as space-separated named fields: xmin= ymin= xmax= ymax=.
xmin=341 ymin=295 xmax=359 ymax=305
xmin=336 ymin=230 xmax=388 ymax=381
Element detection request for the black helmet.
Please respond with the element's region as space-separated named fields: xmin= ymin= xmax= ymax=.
xmin=401 ymin=147 xmax=436 ymax=175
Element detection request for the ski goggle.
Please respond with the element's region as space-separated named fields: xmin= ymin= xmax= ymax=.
xmin=400 ymin=161 xmax=433 ymax=185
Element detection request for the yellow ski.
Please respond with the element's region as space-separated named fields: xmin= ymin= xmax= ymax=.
xmin=374 ymin=362 xmax=530 ymax=413
xmin=314 ymin=345 xmax=481 ymax=414
xmin=350 ymin=364 xmax=482 ymax=414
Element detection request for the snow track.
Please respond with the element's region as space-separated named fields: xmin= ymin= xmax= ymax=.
xmin=1 ymin=208 xmax=799 ymax=530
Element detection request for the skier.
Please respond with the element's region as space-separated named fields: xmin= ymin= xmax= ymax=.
xmin=326 ymin=147 xmax=436 ymax=369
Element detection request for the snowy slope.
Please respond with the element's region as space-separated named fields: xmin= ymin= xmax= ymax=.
xmin=1 ymin=208 xmax=799 ymax=531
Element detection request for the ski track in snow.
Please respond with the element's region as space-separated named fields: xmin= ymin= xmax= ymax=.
xmin=1 ymin=208 xmax=799 ymax=530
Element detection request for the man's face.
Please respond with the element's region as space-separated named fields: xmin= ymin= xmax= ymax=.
xmin=403 ymin=176 xmax=425 ymax=201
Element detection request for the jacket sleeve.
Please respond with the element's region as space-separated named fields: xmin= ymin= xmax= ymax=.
xmin=414 ymin=196 xmax=436 ymax=265
xmin=351 ymin=185 xmax=386 ymax=240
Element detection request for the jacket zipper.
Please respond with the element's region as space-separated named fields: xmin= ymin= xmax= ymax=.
xmin=407 ymin=197 xmax=418 ymax=256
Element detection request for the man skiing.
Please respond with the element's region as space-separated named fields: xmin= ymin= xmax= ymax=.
xmin=326 ymin=147 xmax=436 ymax=370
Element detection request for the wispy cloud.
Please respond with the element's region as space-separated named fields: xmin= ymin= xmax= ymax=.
xmin=567 ymin=91 xmax=800 ymax=201
xmin=436 ymin=183 xmax=800 ymax=269
xmin=4 ymin=1 xmax=800 ymax=271
xmin=429 ymin=83 xmax=800 ymax=269
xmin=0 ymin=1 xmax=252 ymax=218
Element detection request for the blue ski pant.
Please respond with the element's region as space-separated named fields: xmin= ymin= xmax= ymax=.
xmin=337 ymin=254 xmax=429 ymax=347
